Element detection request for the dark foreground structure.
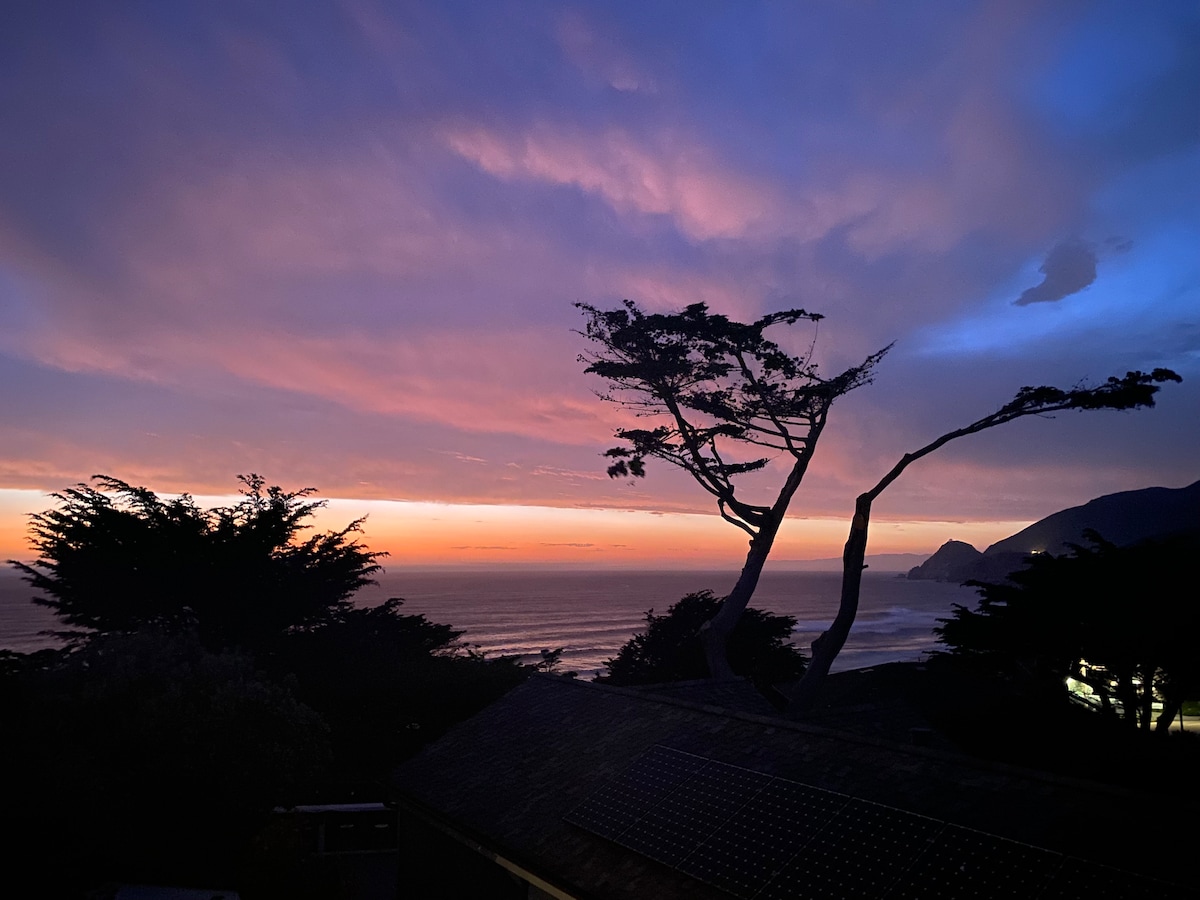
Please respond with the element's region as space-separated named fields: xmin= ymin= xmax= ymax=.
xmin=392 ymin=674 xmax=1196 ymax=899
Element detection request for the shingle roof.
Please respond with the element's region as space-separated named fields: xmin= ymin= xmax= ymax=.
xmin=393 ymin=674 xmax=1195 ymax=899
xmin=628 ymin=676 xmax=783 ymax=717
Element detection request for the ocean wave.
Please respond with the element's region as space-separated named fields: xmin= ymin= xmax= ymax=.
xmin=2 ymin=571 xmax=976 ymax=670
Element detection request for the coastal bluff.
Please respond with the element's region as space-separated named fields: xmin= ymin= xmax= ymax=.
xmin=908 ymin=479 xmax=1200 ymax=583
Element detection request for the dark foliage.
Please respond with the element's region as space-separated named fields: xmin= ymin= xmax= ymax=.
xmin=3 ymin=475 xmax=540 ymax=892
xmin=3 ymin=630 xmax=330 ymax=890
xmin=1 ymin=600 xmax=534 ymax=892
xmin=934 ymin=530 xmax=1200 ymax=731
xmin=267 ymin=598 xmax=532 ymax=782
xmin=9 ymin=474 xmax=384 ymax=652
xmin=598 ymin=590 xmax=806 ymax=686
xmin=822 ymin=660 xmax=1200 ymax=802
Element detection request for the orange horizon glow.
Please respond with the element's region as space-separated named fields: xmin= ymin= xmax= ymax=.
xmin=0 ymin=489 xmax=1031 ymax=569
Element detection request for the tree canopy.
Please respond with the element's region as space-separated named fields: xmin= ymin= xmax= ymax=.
xmin=577 ymin=298 xmax=1181 ymax=711
xmin=578 ymin=300 xmax=887 ymax=679
xmin=10 ymin=474 xmax=383 ymax=651
xmin=578 ymin=300 xmax=887 ymax=536
xmin=598 ymin=590 xmax=806 ymax=688
xmin=934 ymin=530 xmax=1200 ymax=732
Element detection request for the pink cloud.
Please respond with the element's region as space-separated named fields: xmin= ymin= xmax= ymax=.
xmin=3 ymin=139 xmax=602 ymax=349
xmin=123 ymin=153 xmax=493 ymax=289
xmin=0 ymin=425 xmax=278 ymax=497
xmin=16 ymin=322 xmax=627 ymax=448
xmin=838 ymin=175 xmax=963 ymax=258
xmin=443 ymin=123 xmax=773 ymax=241
xmin=805 ymin=97 xmax=1073 ymax=262
xmin=555 ymin=10 xmax=659 ymax=94
xmin=438 ymin=104 xmax=1070 ymax=269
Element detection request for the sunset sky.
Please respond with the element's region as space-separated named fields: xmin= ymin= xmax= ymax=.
xmin=1 ymin=2 xmax=1196 ymax=568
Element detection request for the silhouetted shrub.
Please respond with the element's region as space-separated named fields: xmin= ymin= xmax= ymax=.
xmin=598 ymin=590 xmax=806 ymax=686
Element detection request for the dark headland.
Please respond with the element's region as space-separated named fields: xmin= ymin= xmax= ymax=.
xmin=908 ymin=478 xmax=1200 ymax=583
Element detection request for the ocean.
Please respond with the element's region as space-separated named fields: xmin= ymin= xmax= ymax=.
xmin=0 ymin=568 xmax=978 ymax=677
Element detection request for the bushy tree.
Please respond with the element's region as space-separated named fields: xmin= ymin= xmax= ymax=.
xmin=4 ymin=474 xmax=539 ymax=891
xmin=10 ymin=474 xmax=383 ymax=651
xmin=598 ymin=590 xmax=806 ymax=687
xmin=934 ymin=531 xmax=1200 ymax=732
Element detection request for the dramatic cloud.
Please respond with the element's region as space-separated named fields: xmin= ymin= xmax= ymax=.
xmin=0 ymin=0 xmax=1195 ymax=564
xmin=443 ymin=123 xmax=773 ymax=241
xmin=10 ymin=324 xmax=622 ymax=446
xmin=1014 ymin=239 xmax=1099 ymax=306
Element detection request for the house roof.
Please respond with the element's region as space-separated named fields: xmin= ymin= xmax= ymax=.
xmin=393 ymin=674 xmax=1195 ymax=899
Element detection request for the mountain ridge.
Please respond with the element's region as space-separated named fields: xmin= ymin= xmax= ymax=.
xmin=908 ymin=479 xmax=1200 ymax=583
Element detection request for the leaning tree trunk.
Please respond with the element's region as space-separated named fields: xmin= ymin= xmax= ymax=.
xmin=701 ymin=517 xmax=781 ymax=679
xmin=780 ymin=390 xmax=1103 ymax=716
xmin=700 ymin=450 xmax=813 ymax=680
xmin=786 ymin=493 xmax=873 ymax=713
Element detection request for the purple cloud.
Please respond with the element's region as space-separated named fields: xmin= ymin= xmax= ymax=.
xmin=0 ymin=0 xmax=1194 ymax=554
xmin=1014 ymin=240 xmax=1098 ymax=306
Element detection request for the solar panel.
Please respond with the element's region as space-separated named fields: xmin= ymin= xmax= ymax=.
xmin=563 ymin=744 xmax=1177 ymax=900
xmin=884 ymin=824 xmax=1063 ymax=900
xmin=753 ymin=798 xmax=942 ymax=900
xmin=678 ymin=779 xmax=848 ymax=898
xmin=619 ymin=761 xmax=773 ymax=867
xmin=562 ymin=744 xmax=708 ymax=841
xmin=1038 ymin=857 xmax=1176 ymax=900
